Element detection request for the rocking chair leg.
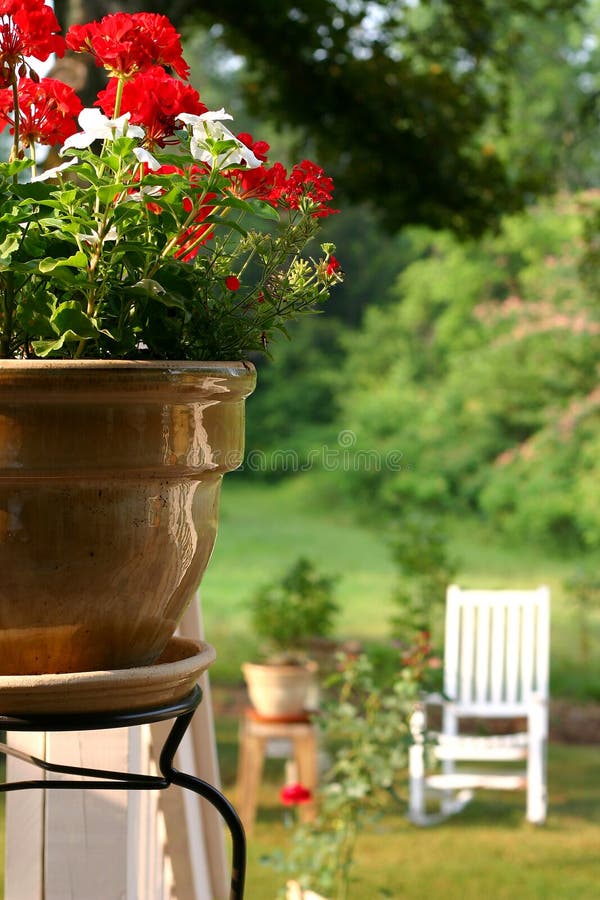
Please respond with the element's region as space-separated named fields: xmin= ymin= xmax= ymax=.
xmin=526 ymin=700 xmax=547 ymax=824
xmin=408 ymin=743 xmax=426 ymax=822
xmin=408 ymin=706 xmax=427 ymax=823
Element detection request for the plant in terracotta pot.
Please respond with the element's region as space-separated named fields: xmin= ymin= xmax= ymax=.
xmin=243 ymin=558 xmax=340 ymax=718
xmin=0 ymin=4 xmax=342 ymax=676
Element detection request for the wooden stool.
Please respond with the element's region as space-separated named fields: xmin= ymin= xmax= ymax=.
xmin=236 ymin=708 xmax=318 ymax=833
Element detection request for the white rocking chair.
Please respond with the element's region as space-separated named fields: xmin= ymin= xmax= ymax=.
xmin=409 ymin=584 xmax=550 ymax=826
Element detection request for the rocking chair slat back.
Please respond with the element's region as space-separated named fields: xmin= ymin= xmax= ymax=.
xmin=445 ymin=585 xmax=550 ymax=711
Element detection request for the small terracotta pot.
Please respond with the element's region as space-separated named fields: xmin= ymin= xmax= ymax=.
xmin=242 ymin=661 xmax=318 ymax=718
xmin=0 ymin=360 xmax=255 ymax=675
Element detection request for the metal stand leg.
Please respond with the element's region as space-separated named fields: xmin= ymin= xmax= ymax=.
xmin=0 ymin=687 xmax=247 ymax=900
xmin=159 ymin=710 xmax=247 ymax=900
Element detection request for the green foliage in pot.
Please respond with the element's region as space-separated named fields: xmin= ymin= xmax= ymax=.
xmin=249 ymin=557 xmax=340 ymax=663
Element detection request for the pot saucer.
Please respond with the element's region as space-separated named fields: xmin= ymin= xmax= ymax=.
xmin=0 ymin=637 xmax=216 ymax=716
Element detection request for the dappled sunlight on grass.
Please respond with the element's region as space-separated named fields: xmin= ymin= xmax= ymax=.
xmin=206 ymin=478 xmax=600 ymax=894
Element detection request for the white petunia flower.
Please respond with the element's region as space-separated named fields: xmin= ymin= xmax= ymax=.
xmin=31 ymin=158 xmax=79 ymax=182
xmin=176 ymin=109 xmax=261 ymax=170
xmin=61 ymin=109 xmax=144 ymax=153
xmin=128 ymin=184 xmax=163 ymax=202
xmin=177 ymin=109 xmax=233 ymax=126
xmin=76 ymin=226 xmax=119 ymax=245
xmin=133 ymin=147 xmax=160 ymax=171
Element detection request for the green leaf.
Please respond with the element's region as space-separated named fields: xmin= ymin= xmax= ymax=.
xmin=0 ymin=235 xmax=20 ymax=258
xmin=207 ymin=139 xmax=238 ymax=156
xmin=202 ymin=214 xmax=248 ymax=238
xmin=2 ymin=159 xmax=33 ymax=178
xmin=247 ymin=199 xmax=280 ymax=222
xmin=13 ymin=182 xmax=54 ymax=202
xmin=50 ymin=301 xmax=102 ymax=338
xmin=96 ymin=184 xmax=126 ymax=203
xmin=212 ymin=195 xmax=255 ymax=214
xmin=32 ymin=333 xmax=80 ymax=356
xmin=35 ymin=190 xmax=78 ymax=208
xmin=38 ymin=252 xmax=88 ymax=273
xmin=129 ymin=279 xmax=188 ymax=311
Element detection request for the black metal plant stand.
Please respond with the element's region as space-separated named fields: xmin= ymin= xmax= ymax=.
xmin=0 ymin=685 xmax=246 ymax=900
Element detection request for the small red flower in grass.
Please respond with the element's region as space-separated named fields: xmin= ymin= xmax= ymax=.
xmin=280 ymin=783 xmax=313 ymax=806
xmin=225 ymin=275 xmax=240 ymax=292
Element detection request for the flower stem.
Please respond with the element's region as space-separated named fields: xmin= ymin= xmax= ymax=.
xmin=29 ymin=143 xmax=37 ymax=181
xmin=113 ymin=77 xmax=125 ymax=119
xmin=1 ymin=75 xmax=21 ymax=357
xmin=9 ymin=75 xmax=20 ymax=167
xmin=0 ymin=274 xmax=15 ymax=358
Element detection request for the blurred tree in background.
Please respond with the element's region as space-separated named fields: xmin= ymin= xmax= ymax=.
xmin=55 ymin=0 xmax=586 ymax=235
xmin=338 ymin=196 xmax=600 ymax=550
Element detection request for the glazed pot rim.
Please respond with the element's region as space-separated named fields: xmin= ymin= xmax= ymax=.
xmin=0 ymin=359 xmax=256 ymax=401
xmin=0 ymin=359 xmax=255 ymax=374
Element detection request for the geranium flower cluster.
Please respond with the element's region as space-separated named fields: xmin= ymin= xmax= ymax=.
xmin=0 ymin=0 xmax=64 ymax=86
xmin=0 ymin=5 xmax=342 ymax=361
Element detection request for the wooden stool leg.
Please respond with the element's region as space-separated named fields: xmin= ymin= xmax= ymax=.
xmin=236 ymin=727 xmax=266 ymax=835
xmin=294 ymin=730 xmax=318 ymax=822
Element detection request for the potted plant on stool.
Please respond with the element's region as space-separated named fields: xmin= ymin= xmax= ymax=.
xmin=243 ymin=557 xmax=340 ymax=718
xmin=0 ymin=3 xmax=342 ymax=682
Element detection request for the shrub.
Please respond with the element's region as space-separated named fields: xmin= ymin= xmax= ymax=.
xmin=249 ymin=557 xmax=339 ymax=660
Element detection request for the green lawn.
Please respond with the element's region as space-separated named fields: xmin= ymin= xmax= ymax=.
xmin=201 ymin=475 xmax=600 ymax=696
xmin=215 ymin=724 xmax=600 ymax=900
xmin=205 ymin=475 xmax=600 ymax=896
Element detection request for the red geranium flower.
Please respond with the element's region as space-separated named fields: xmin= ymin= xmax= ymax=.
xmin=280 ymin=783 xmax=313 ymax=806
xmin=272 ymin=159 xmax=338 ymax=218
xmin=326 ymin=255 xmax=341 ymax=276
xmin=134 ymin=13 xmax=189 ymax=79
xmin=0 ymin=76 xmax=82 ymax=147
xmin=0 ymin=0 xmax=65 ymax=87
xmin=237 ymin=133 xmax=270 ymax=164
xmin=66 ymin=12 xmax=189 ymax=80
xmin=97 ymin=68 xmax=206 ymax=146
xmin=227 ymin=160 xmax=287 ymax=205
xmin=225 ymin=275 xmax=240 ymax=291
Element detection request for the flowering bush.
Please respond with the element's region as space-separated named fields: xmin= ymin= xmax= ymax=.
xmin=269 ymin=651 xmax=421 ymax=900
xmin=0 ymin=3 xmax=341 ymax=360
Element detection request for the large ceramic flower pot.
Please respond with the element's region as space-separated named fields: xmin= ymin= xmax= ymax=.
xmin=0 ymin=360 xmax=255 ymax=675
